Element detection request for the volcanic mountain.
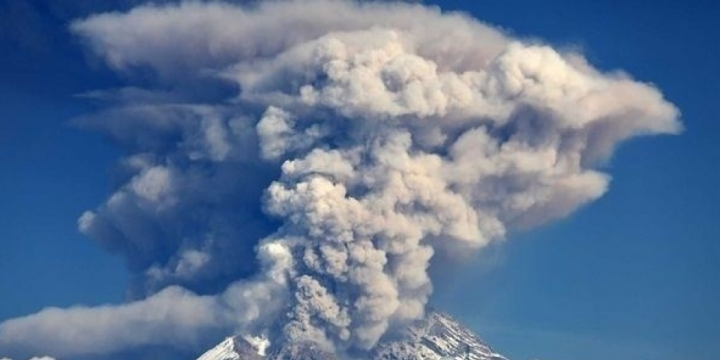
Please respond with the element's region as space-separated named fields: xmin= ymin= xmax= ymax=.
xmin=196 ymin=311 xmax=508 ymax=360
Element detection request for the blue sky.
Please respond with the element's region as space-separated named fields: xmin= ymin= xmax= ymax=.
xmin=1 ymin=1 xmax=719 ymax=360
xmin=428 ymin=1 xmax=720 ymax=359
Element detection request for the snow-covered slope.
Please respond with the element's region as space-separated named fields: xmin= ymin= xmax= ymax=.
xmin=196 ymin=336 xmax=264 ymax=360
xmin=196 ymin=337 xmax=337 ymax=360
xmin=373 ymin=311 xmax=508 ymax=360
xmin=196 ymin=337 xmax=241 ymax=360
xmin=195 ymin=311 xmax=508 ymax=360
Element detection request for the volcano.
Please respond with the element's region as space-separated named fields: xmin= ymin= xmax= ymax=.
xmin=196 ymin=311 xmax=508 ymax=360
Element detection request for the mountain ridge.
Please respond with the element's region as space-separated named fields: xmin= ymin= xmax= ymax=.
xmin=195 ymin=311 xmax=508 ymax=360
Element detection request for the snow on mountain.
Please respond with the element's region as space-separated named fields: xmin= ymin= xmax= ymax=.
xmin=373 ymin=311 xmax=508 ymax=360
xmin=195 ymin=311 xmax=508 ymax=360
xmin=196 ymin=336 xmax=263 ymax=360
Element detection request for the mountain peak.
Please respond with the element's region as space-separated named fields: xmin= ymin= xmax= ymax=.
xmin=195 ymin=311 xmax=508 ymax=360
xmin=373 ymin=310 xmax=508 ymax=360
xmin=196 ymin=336 xmax=265 ymax=360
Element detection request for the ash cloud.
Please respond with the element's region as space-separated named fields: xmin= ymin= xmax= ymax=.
xmin=0 ymin=0 xmax=680 ymax=359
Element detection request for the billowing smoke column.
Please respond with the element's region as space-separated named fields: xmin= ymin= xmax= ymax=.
xmin=0 ymin=0 xmax=680 ymax=359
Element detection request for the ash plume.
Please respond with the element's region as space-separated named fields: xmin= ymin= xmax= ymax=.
xmin=0 ymin=0 xmax=680 ymax=359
